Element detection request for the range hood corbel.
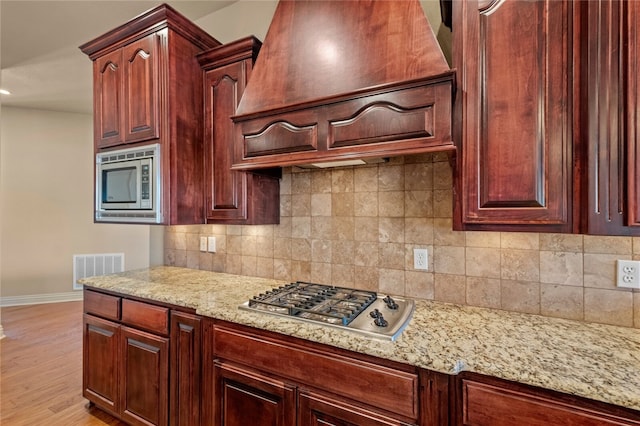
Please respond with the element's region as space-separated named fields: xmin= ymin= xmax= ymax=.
xmin=231 ymin=0 xmax=455 ymax=171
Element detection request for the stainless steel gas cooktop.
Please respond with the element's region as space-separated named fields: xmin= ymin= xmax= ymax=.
xmin=239 ymin=281 xmax=414 ymax=341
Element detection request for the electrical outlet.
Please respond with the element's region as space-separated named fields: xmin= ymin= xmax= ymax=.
xmin=616 ymin=260 xmax=640 ymax=289
xmin=207 ymin=236 xmax=217 ymax=253
xmin=199 ymin=236 xmax=207 ymax=252
xmin=414 ymin=248 xmax=428 ymax=270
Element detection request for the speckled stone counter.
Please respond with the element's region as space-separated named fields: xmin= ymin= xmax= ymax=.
xmin=80 ymin=266 xmax=640 ymax=412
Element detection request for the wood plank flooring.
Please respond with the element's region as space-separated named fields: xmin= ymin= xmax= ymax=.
xmin=1 ymin=301 xmax=127 ymax=425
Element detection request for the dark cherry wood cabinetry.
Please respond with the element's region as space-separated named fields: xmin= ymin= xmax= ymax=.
xmin=170 ymin=311 xmax=202 ymax=426
xmin=80 ymin=4 xmax=221 ymax=225
xmin=628 ymin=0 xmax=640 ymax=228
xmin=197 ymin=37 xmax=280 ymax=224
xmin=457 ymin=373 xmax=640 ymax=426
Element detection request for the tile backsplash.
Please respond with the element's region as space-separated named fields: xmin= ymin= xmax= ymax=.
xmin=164 ymin=154 xmax=640 ymax=329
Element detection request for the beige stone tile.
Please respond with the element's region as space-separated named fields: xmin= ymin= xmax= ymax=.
xmin=291 ymin=193 xmax=311 ymax=217
xmin=539 ymin=233 xmax=583 ymax=252
xmin=291 ymin=170 xmax=311 ymax=193
xmin=274 ymin=216 xmax=292 ymax=238
xmin=227 ymin=225 xmax=242 ymax=235
xmin=186 ymin=233 xmax=200 ymax=251
xmin=311 ymin=216 xmax=332 ymax=239
xmin=279 ymin=170 xmax=292 ymax=195
xmin=465 ymin=231 xmax=501 ymax=248
xmin=291 ymin=238 xmax=311 ymax=261
xmin=433 ymin=161 xmax=453 ymax=190
xmin=226 ymin=254 xmax=242 ymax=275
xmin=379 ymin=268 xmax=405 ymax=295
xmin=434 ymin=274 xmax=466 ymax=304
xmin=634 ymin=292 xmax=640 ymax=328
xmin=433 ymin=189 xmax=453 ymax=218
xmin=378 ymin=191 xmax=405 ymax=217
xmin=311 ymin=193 xmax=332 ymax=216
xmin=331 ymin=168 xmax=354 ymax=192
xmin=185 ymin=250 xmax=200 ymax=269
xmin=354 ymin=241 xmax=378 ymax=267
xmin=583 ymin=253 xmax=619 ymax=289
xmin=211 ymin=254 xmax=226 ymax=272
xmin=405 ymin=271 xmax=434 ymax=300
xmin=540 ymin=251 xmax=583 ymax=286
xmin=311 ymin=169 xmax=332 ymax=193
xmin=354 ymin=192 xmax=378 ymax=217
xmin=353 ymin=266 xmax=379 ymax=291
xmin=466 ymin=277 xmax=501 ymax=309
xmin=169 ymin=225 xmax=192 ymax=233
xmin=207 ymin=224 xmax=227 ymax=235
xmin=331 ymin=240 xmax=355 ymax=264
xmin=540 ymin=284 xmax=583 ymax=321
xmin=405 ymin=162 xmax=433 ymax=191
xmin=405 ymin=218 xmax=434 ymax=245
xmin=241 ymin=255 xmax=257 ymax=277
xmin=291 ymin=217 xmax=311 ymax=239
xmin=273 ymin=258 xmax=292 ymax=281
xmin=501 ymin=233 xmax=540 ymax=250
xmin=256 ymin=257 xmax=274 ymax=279
xmin=198 ymin=252 xmax=213 ymax=271
xmin=311 ymin=239 xmax=332 ymax=263
xmin=273 ymin=237 xmax=292 ymax=259
xmin=168 ymin=232 xmax=187 ymax=251
xmin=354 ymin=217 xmax=378 ymax=242
xmin=354 ymin=166 xmax=378 ymax=192
xmin=465 ymin=247 xmax=501 ymax=278
xmin=434 ymin=246 xmax=465 ymax=275
xmin=331 ymin=216 xmax=354 ymax=240
xmin=291 ymin=260 xmax=311 ymax=281
xmin=379 ymin=242 xmax=405 ymax=269
xmin=501 ymin=280 xmax=540 ymax=314
xmin=634 ymin=237 xmax=640 ymax=255
xmin=332 ymin=192 xmax=354 ymax=217
xmin=241 ymin=235 xmax=257 ymax=256
xmin=434 ymin=218 xmax=465 ymax=246
xmin=241 ymin=225 xmax=260 ymax=236
xmin=584 ymin=235 xmax=633 ymax=255
xmin=255 ymin=236 xmax=274 ymax=258
xmin=500 ymin=249 xmax=540 ymax=282
xmin=379 ymin=217 xmax=404 ymax=243
xmin=378 ymin=164 xmax=404 ymax=191
xmin=331 ymin=263 xmax=354 ymax=286
xmin=311 ymin=262 xmax=331 ymax=285
xmin=164 ymin=249 xmax=183 ymax=267
xmin=280 ymin=193 xmax=292 ymax=217
xmin=405 ymin=190 xmax=433 ymax=217
xmin=584 ymin=288 xmax=634 ymax=327
xmin=227 ymin=235 xmax=242 ymax=255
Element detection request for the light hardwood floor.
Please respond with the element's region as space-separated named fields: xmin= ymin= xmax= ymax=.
xmin=1 ymin=301 xmax=127 ymax=425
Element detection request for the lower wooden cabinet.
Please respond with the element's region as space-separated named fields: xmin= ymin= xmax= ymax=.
xmin=83 ymin=314 xmax=120 ymax=416
xmin=170 ymin=311 xmax=202 ymax=426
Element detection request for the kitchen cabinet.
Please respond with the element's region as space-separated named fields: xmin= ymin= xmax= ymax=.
xmin=207 ymin=321 xmax=421 ymax=426
xmin=197 ymin=36 xmax=280 ymax=224
xmin=170 ymin=311 xmax=202 ymax=426
xmin=80 ymin=4 xmax=221 ymax=225
xmin=627 ymin=0 xmax=640 ymax=228
xmin=452 ymin=0 xmax=576 ymax=232
xmin=457 ymin=373 xmax=640 ymax=425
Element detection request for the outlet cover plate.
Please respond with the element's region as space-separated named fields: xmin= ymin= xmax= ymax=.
xmin=414 ymin=248 xmax=428 ymax=270
xmin=616 ymin=260 xmax=640 ymax=289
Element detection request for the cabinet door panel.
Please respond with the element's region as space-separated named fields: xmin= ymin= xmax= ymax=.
xmin=122 ymin=33 xmax=159 ymax=143
xmin=120 ymin=326 xmax=169 ymax=426
xmin=214 ymin=361 xmax=296 ymax=426
xmin=627 ymin=0 xmax=640 ymax=227
xmin=170 ymin=312 xmax=201 ymax=426
xmin=83 ymin=314 xmax=120 ymax=415
xmin=94 ymin=50 xmax=123 ymax=148
xmin=455 ymin=0 xmax=574 ymax=230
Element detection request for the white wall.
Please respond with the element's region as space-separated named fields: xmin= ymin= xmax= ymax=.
xmin=195 ymin=0 xmax=278 ymax=43
xmin=0 ymin=106 xmax=152 ymax=301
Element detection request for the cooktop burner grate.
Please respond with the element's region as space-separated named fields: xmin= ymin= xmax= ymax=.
xmin=247 ymin=282 xmax=377 ymax=326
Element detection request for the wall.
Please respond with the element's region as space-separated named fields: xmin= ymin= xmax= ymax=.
xmin=165 ymin=154 xmax=640 ymax=329
xmin=0 ymin=106 xmax=154 ymax=303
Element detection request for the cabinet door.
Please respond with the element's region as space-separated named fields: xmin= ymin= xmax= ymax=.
xmin=122 ymin=33 xmax=159 ymax=144
xmin=83 ymin=314 xmax=120 ymax=416
xmin=627 ymin=0 xmax=640 ymax=227
xmin=94 ymin=49 xmax=124 ymax=148
xmin=170 ymin=311 xmax=201 ymax=426
xmin=120 ymin=326 xmax=169 ymax=426
xmin=204 ymin=61 xmax=249 ymax=221
xmin=299 ymin=391 xmax=415 ymax=426
xmin=214 ymin=361 xmax=296 ymax=426
xmin=453 ymin=0 xmax=575 ymax=232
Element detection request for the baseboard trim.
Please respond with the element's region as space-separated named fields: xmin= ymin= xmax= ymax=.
xmin=0 ymin=291 xmax=83 ymax=307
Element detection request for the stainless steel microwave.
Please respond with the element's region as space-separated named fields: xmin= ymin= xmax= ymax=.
xmin=95 ymin=143 xmax=162 ymax=223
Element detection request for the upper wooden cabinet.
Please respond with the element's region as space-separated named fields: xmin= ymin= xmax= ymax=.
xmin=80 ymin=4 xmax=221 ymax=225
xmin=628 ymin=0 xmax=640 ymax=228
xmin=198 ymin=37 xmax=280 ymax=225
xmin=453 ymin=0 xmax=576 ymax=233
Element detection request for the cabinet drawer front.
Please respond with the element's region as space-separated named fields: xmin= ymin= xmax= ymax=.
xmin=214 ymin=326 xmax=419 ymax=420
xmin=84 ymin=290 xmax=121 ymax=321
xmin=121 ymin=299 xmax=169 ymax=336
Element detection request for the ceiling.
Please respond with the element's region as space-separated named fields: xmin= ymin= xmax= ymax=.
xmin=0 ymin=1 xmax=237 ymax=114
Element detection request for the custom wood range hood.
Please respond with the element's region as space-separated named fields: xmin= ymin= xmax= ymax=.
xmin=231 ymin=0 xmax=455 ymax=170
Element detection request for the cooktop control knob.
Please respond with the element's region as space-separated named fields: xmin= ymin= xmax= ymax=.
xmin=370 ymin=308 xmax=382 ymax=319
xmin=374 ymin=315 xmax=388 ymax=328
xmin=383 ymin=295 xmax=399 ymax=310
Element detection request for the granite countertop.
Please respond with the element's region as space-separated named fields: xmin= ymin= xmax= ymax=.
xmin=80 ymin=266 xmax=640 ymax=412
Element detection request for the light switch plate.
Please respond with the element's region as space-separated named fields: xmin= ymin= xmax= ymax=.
xmin=199 ymin=236 xmax=207 ymax=252
xmin=207 ymin=236 xmax=217 ymax=253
